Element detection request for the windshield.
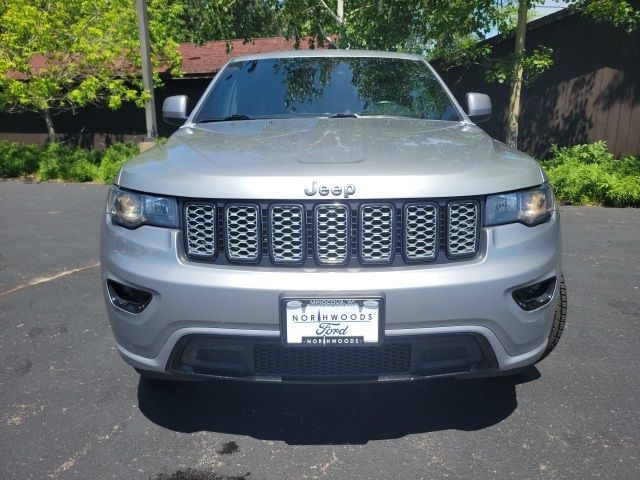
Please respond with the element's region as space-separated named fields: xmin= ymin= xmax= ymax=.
xmin=194 ymin=56 xmax=461 ymax=122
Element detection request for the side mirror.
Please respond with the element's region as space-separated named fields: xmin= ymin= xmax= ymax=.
xmin=465 ymin=92 xmax=492 ymax=123
xmin=162 ymin=95 xmax=189 ymax=125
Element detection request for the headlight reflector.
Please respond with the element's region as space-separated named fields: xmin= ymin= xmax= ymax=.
xmin=108 ymin=187 xmax=178 ymax=229
xmin=485 ymin=184 xmax=554 ymax=227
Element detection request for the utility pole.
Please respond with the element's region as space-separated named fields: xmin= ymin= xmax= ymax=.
xmin=136 ymin=0 xmax=157 ymax=149
xmin=337 ymin=0 xmax=344 ymax=25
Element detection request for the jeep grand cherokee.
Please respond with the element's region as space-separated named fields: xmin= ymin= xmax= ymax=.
xmin=100 ymin=50 xmax=567 ymax=382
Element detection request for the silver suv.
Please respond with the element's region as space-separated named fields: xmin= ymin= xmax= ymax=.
xmin=100 ymin=50 xmax=567 ymax=382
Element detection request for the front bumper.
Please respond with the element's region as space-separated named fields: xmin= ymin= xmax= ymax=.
xmin=100 ymin=211 xmax=561 ymax=381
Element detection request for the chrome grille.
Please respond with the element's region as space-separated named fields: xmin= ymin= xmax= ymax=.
xmin=359 ymin=204 xmax=395 ymax=263
xmin=225 ymin=204 xmax=260 ymax=261
xmin=270 ymin=205 xmax=305 ymax=263
xmin=183 ymin=199 xmax=481 ymax=265
xmin=447 ymin=201 xmax=479 ymax=257
xmin=315 ymin=204 xmax=350 ymax=264
xmin=185 ymin=203 xmax=216 ymax=258
xmin=404 ymin=203 xmax=438 ymax=261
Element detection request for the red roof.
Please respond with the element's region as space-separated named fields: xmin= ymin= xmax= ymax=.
xmin=8 ymin=37 xmax=324 ymax=80
xmin=177 ymin=37 xmax=323 ymax=77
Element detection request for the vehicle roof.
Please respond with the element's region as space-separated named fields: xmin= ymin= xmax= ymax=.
xmin=230 ymin=49 xmax=426 ymax=63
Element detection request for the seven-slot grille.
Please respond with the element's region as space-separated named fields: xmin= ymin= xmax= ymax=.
xmin=183 ymin=200 xmax=480 ymax=265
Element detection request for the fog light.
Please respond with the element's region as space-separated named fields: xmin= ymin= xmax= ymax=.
xmin=107 ymin=280 xmax=152 ymax=314
xmin=512 ymin=277 xmax=556 ymax=311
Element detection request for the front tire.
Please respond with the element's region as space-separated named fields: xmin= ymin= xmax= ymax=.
xmin=537 ymin=274 xmax=567 ymax=362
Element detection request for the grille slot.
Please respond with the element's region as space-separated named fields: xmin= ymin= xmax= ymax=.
xmin=185 ymin=203 xmax=216 ymax=258
xmin=314 ymin=204 xmax=350 ymax=264
xmin=225 ymin=204 xmax=261 ymax=262
xmin=404 ymin=203 xmax=438 ymax=262
xmin=447 ymin=201 xmax=479 ymax=258
xmin=270 ymin=205 xmax=305 ymax=263
xmin=253 ymin=343 xmax=412 ymax=377
xmin=359 ymin=204 xmax=395 ymax=263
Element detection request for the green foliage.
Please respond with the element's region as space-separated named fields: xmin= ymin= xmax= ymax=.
xmin=579 ymin=0 xmax=640 ymax=32
xmin=0 ymin=0 xmax=181 ymax=117
xmin=0 ymin=141 xmax=40 ymax=177
xmin=37 ymin=143 xmax=101 ymax=182
xmin=98 ymin=143 xmax=140 ymax=184
xmin=273 ymin=0 xmax=501 ymax=57
xmin=485 ymin=46 xmax=554 ymax=84
xmin=0 ymin=141 xmax=138 ymax=183
xmin=169 ymin=0 xmax=280 ymax=46
xmin=540 ymin=142 xmax=640 ymax=207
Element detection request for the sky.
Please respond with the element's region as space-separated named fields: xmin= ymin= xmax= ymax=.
xmin=485 ymin=0 xmax=570 ymax=39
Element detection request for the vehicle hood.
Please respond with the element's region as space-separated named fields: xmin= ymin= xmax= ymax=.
xmin=117 ymin=118 xmax=544 ymax=199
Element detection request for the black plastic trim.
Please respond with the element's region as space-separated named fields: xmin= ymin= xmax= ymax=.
xmin=166 ymin=332 xmax=499 ymax=382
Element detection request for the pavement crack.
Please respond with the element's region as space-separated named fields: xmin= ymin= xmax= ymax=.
xmin=0 ymin=261 xmax=100 ymax=297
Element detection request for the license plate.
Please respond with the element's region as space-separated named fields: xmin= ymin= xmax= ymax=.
xmin=282 ymin=298 xmax=382 ymax=346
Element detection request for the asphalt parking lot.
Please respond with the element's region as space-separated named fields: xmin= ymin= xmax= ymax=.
xmin=1 ymin=179 xmax=639 ymax=480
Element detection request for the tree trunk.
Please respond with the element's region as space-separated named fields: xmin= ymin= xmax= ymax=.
xmin=506 ymin=0 xmax=528 ymax=149
xmin=43 ymin=109 xmax=56 ymax=143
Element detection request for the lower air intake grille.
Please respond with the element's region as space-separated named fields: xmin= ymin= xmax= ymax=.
xmin=253 ymin=343 xmax=412 ymax=377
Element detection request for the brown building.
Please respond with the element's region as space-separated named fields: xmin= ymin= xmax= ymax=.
xmin=439 ymin=9 xmax=640 ymax=158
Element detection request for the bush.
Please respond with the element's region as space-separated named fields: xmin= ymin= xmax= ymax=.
xmin=0 ymin=141 xmax=40 ymax=177
xmin=98 ymin=142 xmax=139 ymax=184
xmin=0 ymin=140 xmax=139 ymax=183
xmin=540 ymin=142 xmax=640 ymax=207
xmin=37 ymin=143 xmax=100 ymax=182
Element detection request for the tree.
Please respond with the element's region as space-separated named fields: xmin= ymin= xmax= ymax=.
xmin=485 ymin=0 xmax=639 ymax=148
xmin=580 ymin=0 xmax=640 ymax=32
xmin=0 ymin=0 xmax=182 ymax=141
xmin=169 ymin=0 xmax=281 ymax=46
xmin=274 ymin=1 xmax=502 ymax=53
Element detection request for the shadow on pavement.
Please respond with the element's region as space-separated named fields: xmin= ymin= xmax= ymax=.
xmin=138 ymin=367 xmax=540 ymax=445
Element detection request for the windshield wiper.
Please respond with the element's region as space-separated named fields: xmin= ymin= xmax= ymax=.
xmin=328 ymin=112 xmax=360 ymax=118
xmin=198 ymin=114 xmax=255 ymax=123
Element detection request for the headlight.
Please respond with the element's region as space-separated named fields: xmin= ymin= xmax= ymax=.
xmin=485 ymin=183 xmax=554 ymax=227
xmin=108 ymin=187 xmax=178 ymax=229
